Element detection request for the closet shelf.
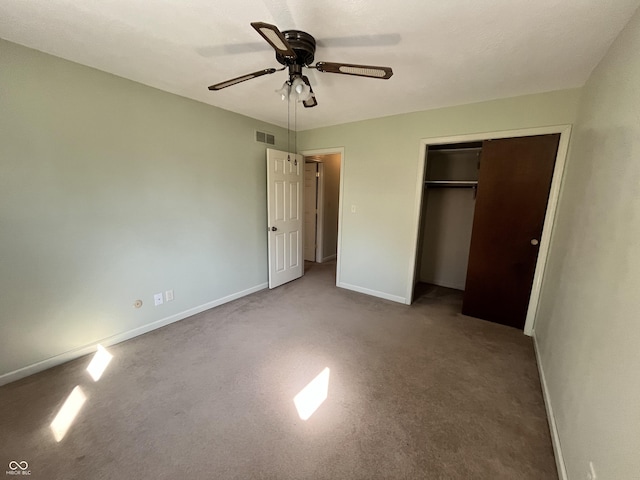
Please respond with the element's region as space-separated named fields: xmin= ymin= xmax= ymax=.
xmin=424 ymin=180 xmax=478 ymax=188
xmin=429 ymin=147 xmax=482 ymax=153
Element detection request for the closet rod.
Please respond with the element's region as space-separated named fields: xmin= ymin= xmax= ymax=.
xmin=424 ymin=180 xmax=478 ymax=188
xmin=429 ymin=147 xmax=482 ymax=153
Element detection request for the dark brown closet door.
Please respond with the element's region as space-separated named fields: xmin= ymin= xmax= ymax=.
xmin=462 ymin=134 xmax=560 ymax=329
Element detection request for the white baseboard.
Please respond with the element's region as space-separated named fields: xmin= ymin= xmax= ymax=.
xmin=319 ymin=254 xmax=337 ymax=263
xmin=338 ymin=281 xmax=406 ymax=304
xmin=0 ymin=282 xmax=268 ymax=387
xmin=533 ymin=335 xmax=568 ymax=480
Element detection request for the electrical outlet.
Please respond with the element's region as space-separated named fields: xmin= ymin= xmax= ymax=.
xmin=351 ymin=205 xmax=357 ymax=213
xmin=153 ymin=293 xmax=163 ymax=306
xmin=587 ymin=461 xmax=597 ymax=480
xmin=165 ymin=290 xmax=174 ymax=302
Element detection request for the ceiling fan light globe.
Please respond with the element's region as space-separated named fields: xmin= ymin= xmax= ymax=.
xmin=290 ymin=77 xmax=311 ymax=102
xmin=298 ymin=86 xmax=312 ymax=102
xmin=290 ymin=77 xmax=304 ymax=93
xmin=275 ymin=81 xmax=290 ymax=101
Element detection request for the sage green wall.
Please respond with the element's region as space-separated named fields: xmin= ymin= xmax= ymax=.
xmin=298 ymin=89 xmax=582 ymax=301
xmin=535 ymin=8 xmax=640 ymax=480
xmin=0 ymin=39 xmax=287 ymax=379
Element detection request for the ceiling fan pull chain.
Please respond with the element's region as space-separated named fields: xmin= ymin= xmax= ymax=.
xmin=287 ymin=85 xmax=291 ymax=163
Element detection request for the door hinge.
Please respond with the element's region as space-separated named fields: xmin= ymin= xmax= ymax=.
xmin=316 ymin=172 xmax=320 ymax=177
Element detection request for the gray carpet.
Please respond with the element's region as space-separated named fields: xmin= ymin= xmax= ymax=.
xmin=0 ymin=262 xmax=557 ymax=479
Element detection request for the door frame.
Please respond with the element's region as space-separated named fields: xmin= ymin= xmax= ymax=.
xmin=407 ymin=125 xmax=572 ymax=336
xmin=301 ymin=147 xmax=345 ymax=286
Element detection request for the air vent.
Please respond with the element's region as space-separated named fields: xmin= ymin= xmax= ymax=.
xmin=256 ymin=130 xmax=275 ymax=145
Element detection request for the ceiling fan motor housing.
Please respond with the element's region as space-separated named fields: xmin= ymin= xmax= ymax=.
xmin=277 ymin=30 xmax=316 ymax=66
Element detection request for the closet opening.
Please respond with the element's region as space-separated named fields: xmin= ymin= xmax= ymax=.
xmin=412 ymin=134 xmax=562 ymax=331
xmin=413 ymin=141 xmax=481 ymax=304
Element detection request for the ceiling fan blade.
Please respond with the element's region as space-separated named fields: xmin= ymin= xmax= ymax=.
xmin=315 ymin=62 xmax=393 ymax=79
xmin=251 ymin=22 xmax=297 ymax=59
xmin=301 ymin=75 xmax=317 ymax=108
xmin=208 ymin=68 xmax=277 ymax=91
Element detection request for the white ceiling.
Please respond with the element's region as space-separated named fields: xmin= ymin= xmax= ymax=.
xmin=1 ymin=0 xmax=638 ymax=131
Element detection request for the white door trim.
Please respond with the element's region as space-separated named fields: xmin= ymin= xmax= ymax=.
xmin=407 ymin=125 xmax=572 ymax=336
xmin=301 ymin=147 xmax=345 ymax=286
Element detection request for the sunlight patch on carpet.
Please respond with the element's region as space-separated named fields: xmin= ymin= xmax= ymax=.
xmin=294 ymin=367 xmax=330 ymax=420
xmin=86 ymin=344 xmax=113 ymax=382
xmin=50 ymin=386 xmax=86 ymax=442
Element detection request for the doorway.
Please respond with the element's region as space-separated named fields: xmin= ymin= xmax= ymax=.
xmin=304 ymin=161 xmax=319 ymax=262
xmin=415 ymin=142 xmax=481 ymax=292
xmin=409 ymin=126 xmax=572 ymax=335
xmin=301 ymin=149 xmax=343 ymax=282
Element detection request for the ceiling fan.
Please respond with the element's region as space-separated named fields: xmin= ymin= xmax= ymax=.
xmin=208 ymin=22 xmax=394 ymax=108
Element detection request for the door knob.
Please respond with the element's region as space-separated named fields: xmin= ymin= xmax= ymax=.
xmin=270 ymin=226 xmax=278 ymax=231
xmin=531 ymin=239 xmax=539 ymax=246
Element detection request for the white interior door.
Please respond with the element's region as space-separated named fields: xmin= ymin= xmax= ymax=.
xmin=267 ymin=148 xmax=304 ymax=288
xmin=304 ymin=163 xmax=318 ymax=262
